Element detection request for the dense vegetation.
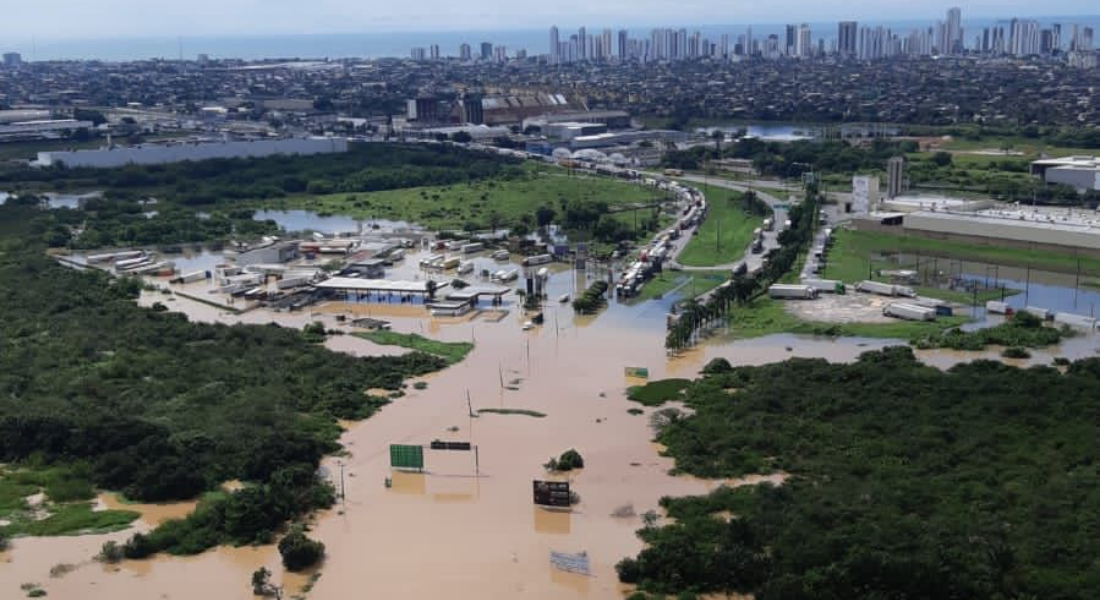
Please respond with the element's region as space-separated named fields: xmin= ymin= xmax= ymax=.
xmin=666 ymin=137 xmax=1100 ymax=205
xmin=619 ymin=347 xmax=1100 ymax=599
xmin=626 ymin=379 xmax=690 ymax=407
xmin=278 ymin=525 xmax=325 ymax=571
xmin=544 ymin=449 xmax=585 ymax=472
xmin=912 ymin=311 xmax=1067 ymax=350
xmin=1 ymin=143 xmax=522 ymax=203
xmin=572 ymin=280 xmax=609 ymax=314
xmin=0 ymin=203 xmax=448 ymax=554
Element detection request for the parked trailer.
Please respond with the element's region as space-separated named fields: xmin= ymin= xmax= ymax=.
xmin=752 ymin=228 xmax=763 ymax=240
xmin=457 ymin=261 xmax=475 ymax=275
xmin=88 ymin=250 xmax=145 ymax=264
xmin=985 ymin=300 xmax=1013 ymax=315
xmin=857 ymin=280 xmax=916 ymax=298
xmin=495 ymin=269 xmax=519 ymax=282
xmin=492 ymin=250 xmax=510 ymax=261
xmin=1023 ymin=306 xmax=1053 ymax=321
xmin=802 ymin=278 xmax=842 ymax=293
xmin=763 ymin=217 xmax=775 ymax=231
xmin=420 ymin=253 xmax=444 ymax=267
xmin=441 ymin=257 xmax=461 ymax=270
xmin=1054 ymin=312 xmax=1097 ymax=330
xmin=171 ymin=271 xmax=207 ymax=284
xmin=522 ymin=254 xmax=553 ymax=267
xmin=277 ymin=276 xmax=311 ymax=290
xmin=115 ymin=255 xmax=152 ymax=270
xmin=883 ymin=303 xmax=936 ymax=322
xmin=768 ymin=284 xmax=819 ymax=300
xmin=461 ymin=242 xmax=484 ymax=254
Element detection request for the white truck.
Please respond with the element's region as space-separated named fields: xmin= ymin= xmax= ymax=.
xmin=802 ymin=278 xmax=843 ymax=293
xmin=522 ymin=254 xmax=553 ymax=267
xmin=985 ymin=300 xmax=1011 ymax=315
xmin=768 ymin=284 xmax=819 ymax=300
xmin=461 ymin=242 xmax=484 ymax=254
xmin=857 ymin=280 xmax=916 ymax=298
xmin=883 ymin=303 xmax=936 ymax=321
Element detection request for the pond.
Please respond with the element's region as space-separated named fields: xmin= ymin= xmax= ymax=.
xmin=253 ymin=209 xmax=421 ymax=235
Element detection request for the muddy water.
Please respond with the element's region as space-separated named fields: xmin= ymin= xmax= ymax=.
xmin=9 ymin=248 xmax=1099 ymax=600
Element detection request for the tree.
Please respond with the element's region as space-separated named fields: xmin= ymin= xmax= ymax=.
xmin=278 ymin=526 xmax=325 ymax=571
xmin=251 ymin=567 xmax=282 ymax=598
xmin=450 ymin=131 xmax=473 ymax=144
xmin=931 ymin=151 xmax=954 ymax=167
xmin=535 ymin=205 xmax=556 ymax=228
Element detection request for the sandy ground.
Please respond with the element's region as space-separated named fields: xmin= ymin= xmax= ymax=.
xmin=781 ymin=291 xmax=897 ymax=324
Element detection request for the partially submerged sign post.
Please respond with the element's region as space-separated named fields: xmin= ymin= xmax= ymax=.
xmin=624 ymin=366 xmax=649 ymax=379
xmin=549 ymin=551 xmax=591 ymax=576
xmin=389 ymin=444 xmax=424 ymax=471
xmin=427 ymin=440 xmax=479 ymax=475
xmin=533 ymin=480 xmax=571 ymax=508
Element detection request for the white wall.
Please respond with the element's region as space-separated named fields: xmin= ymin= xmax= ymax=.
xmin=38 ymin=137 xmax=348 ymax=169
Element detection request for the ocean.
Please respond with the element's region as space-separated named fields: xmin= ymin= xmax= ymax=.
xmin=6 ymin=16 xmax=1100 ymax=62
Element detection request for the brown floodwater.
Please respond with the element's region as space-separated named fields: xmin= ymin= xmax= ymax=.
xmin=9 ymin=249 xmax=1097 ymax=599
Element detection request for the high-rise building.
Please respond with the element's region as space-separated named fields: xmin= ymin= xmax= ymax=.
xmin=578 ymin=27 xmax=587 ymax=60
xmin=550 ymin=26 xmax=560 ymax=62
xmin=1083 ymin=27 xmax=1095 ymax=52
xmin=838 ymin=21 xmax=858 ymax=57
xmin=429 ymin=44 xmax=440 ymax=60
xmin=459 ymin=43 xmax=472 ymax=61
xmin=785 ymin=25 xmax=797 ymax=56
xmin=797 ymin=24 xmax=812 ymax=57
xmin=410 ymin=47 xmax=426 ymax=61
xmin=946 ymin=7 xmax=963 ymax=54
xmin=2 ymin=52 xmax=21 ymax=67
xmin=887 ymin=157 xmax=905 ymax=199
xmin=480 ymin=42 xmax=493 ymax=60
xmin=617 ymin=30 xmax=628 ymax=60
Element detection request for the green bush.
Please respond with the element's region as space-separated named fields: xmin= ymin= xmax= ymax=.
xmin=278 ymin=526 xmax=325 ymax=571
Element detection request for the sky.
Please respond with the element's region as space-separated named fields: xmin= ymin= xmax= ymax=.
xmin=0 ymin=0 xmax=1096 ymax=40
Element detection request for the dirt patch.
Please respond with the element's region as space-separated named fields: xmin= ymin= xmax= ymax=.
xmin=782 ymin=292 xmax=896 ymax=324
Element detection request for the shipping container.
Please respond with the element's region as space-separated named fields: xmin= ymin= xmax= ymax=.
xmin=883 ymin=303 xmax=936 ymax=321
xmin=457 ymin=261 xmax=475 ymax=275
xmin=1023 ymin=306 xmax=1053 ymax=321
xmin=802 ymin=278 xmax=842 ymax=293
xmin=461 ymin=242 xmax=484 ymax=254
xmin=985 ymin=300 xmax=1012 ymax=315
xmin=768 ymin=284 xmax=819 ymax=300
xmin=857 ymin=280 xmax=915 ymax=297
xmin=522 ymin=254 xmax=553 ymax=266
xmin=1054 ymin=312 xmax=1097 ymax=330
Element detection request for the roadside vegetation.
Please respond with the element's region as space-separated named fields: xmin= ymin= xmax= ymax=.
xmin=0 ymin=202 xmax=448 ymax=554
xmin=674 ymin=189 xmax=762 ymax=267
xmin=618 ymin=347 xmax=1100 ymax=599
xmin=635 ymin=270 xmax=728 ymax=301
xmin=354 ymin=330 xmax=474 ymax=365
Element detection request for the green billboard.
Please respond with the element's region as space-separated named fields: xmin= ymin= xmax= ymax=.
xmin=624 ymin=366 xmax=649 ymax=379
xmin=390 ymin=444 xmax=424 ymax=470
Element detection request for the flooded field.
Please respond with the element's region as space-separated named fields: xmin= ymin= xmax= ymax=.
xmin=9 ymin=241 xmax=1099 ymax=600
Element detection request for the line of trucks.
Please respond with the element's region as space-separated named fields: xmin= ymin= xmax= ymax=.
xmin=986 ymin=301 xmax=1099 ymax=330
xmin=618 ymin=184 xmax=706 ymax=298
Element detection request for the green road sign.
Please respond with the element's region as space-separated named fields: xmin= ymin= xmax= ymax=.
xmin=390 ymin=444 xmax=424 ymax=470
xmin=624 ymin=366 xmax=649 ymax=379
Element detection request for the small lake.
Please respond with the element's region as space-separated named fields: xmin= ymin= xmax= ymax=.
xmin=253 ymin=209 xmax=421 ymax=235
xmin=698 ymin=122 xmax=900 ymax=142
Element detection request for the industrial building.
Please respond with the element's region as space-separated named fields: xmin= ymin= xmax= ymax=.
xmin=855 ymin=202 xmax=1100 ymax=256
xmin=35 ymin=136 xmax=348 ymax=169
xmin=0 ymin=119 xmax=94 ymax=141
xmin=544 ymin=122 xmax=608 ymax=141
xmin=1030 ymin=156 xmax=1100 ymax=191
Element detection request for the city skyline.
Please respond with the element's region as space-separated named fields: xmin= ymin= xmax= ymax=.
xmin=1 ymin=2 xmax=1099 ymax=40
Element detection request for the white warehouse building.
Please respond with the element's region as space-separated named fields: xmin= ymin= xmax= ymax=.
xmin=1030 ymin=156 xmax=1100 ymax=192
xmin=35 ymin=136 xmax=349 ymax=169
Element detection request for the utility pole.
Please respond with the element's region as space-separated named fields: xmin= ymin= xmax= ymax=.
xmin=337 ymin=460 xmax=346 ymax=505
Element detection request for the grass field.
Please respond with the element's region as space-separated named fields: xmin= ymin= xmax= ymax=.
xmin=676 ymin=188 xmax=762 ymax=267
xmin=0 ymin=465 xmax=140 ymax=538
xmin=636 ymin=270 xmax=729 ymax=301
xmin=354 ymin=331 xmax=473 ymax=364
xmin=727 ymin=296 xmax=971 ymax=340
xmin=827 ymin=228 xmax=1100 ymax=281
xmin=627 ymin=379 xmax=691 ymax=406
xmin=269 ymin=168 xmax=666 ymax=232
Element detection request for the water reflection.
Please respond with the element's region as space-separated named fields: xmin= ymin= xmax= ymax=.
xmin=533 ymin=507 xmax=571 ymax=535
